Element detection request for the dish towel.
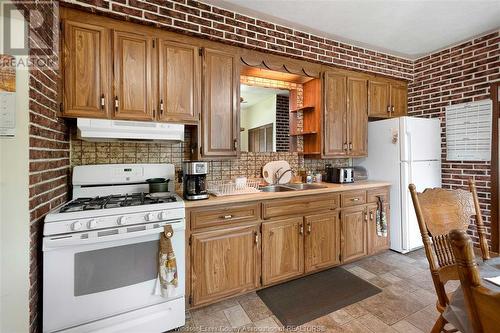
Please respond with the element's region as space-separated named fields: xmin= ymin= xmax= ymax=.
xmin=376 ymin=196 xmax=387 ymax=237
xmin=154 ymin=225 xmax=178 ymax=297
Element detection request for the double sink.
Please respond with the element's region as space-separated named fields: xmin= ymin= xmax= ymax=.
xmin=260 ymin=183 xmax=328 ymax=192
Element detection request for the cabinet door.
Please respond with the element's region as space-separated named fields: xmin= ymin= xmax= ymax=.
xmin=347 ymin=77 xmax=368 ymax=156
xmin=201 ymin=48 xmax=239 ymax=158
xmin=390 ymin=84 xmax=408 ymax=117
xmin=304 ymin=212 xmax=341 ymax=273
xmin=323 ymin=72 xmax=348 ymax=157
xmin=262 ymin=217 xmax=304 ymax=285
xmin=158 ymin=40 xmax=199 ymax=123
xmin=367 ymin=203 xmax=390 ymax=254
xmin=113 ymin=31 xmax=155 ymax=121
xmin=368 ymin=80 xmax=390 ymax=118
xmin=341 ymin=206 xmax=368 ymax=263
xmin=191 ymin=225 xmax=260 ymax=306
xmin=62 ymin=20 xmax=110 ymax=118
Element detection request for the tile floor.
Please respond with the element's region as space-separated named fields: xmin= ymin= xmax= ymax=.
xmin=181 ymin=249 xmax=460 ymax=332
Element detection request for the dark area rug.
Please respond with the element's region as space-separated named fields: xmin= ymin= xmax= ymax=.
xmin=257 ymin=267 xmax=381 ymax=327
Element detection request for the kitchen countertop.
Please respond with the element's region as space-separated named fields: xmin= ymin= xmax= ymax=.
xmin=183 ymin=180 xmax=391 ymax=208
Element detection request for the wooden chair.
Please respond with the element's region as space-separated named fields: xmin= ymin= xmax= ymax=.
xmin=409 ymin=179 xmax=490 ymax=333
xmin=449 ymin=229 xmax=500 ymax=333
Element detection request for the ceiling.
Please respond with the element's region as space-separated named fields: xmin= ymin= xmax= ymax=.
xmin=203 ymin=0 xmax=500 ymax=59
xmin=241 ymin=84 xmax=288 ymax=110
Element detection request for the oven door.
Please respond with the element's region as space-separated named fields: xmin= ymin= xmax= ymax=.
xmin=42 ymin=220 xmax=185 ymax=333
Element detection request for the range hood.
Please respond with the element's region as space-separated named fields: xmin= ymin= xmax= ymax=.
xmin=77 ymin=118 xmax=184 ymax=142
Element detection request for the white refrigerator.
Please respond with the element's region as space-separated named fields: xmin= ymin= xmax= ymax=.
xmin=355 ymin=116 xmax=442 ymax=253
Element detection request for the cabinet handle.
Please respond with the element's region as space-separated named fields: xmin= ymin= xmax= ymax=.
xmin=391 ymin=106 xmax=395 ymax=113
xmin=114 ymin=96 xmax=119 ymax=112
xmin=220 ymin=215 xmax=233 ymax=219
xmin=343 ymin=142 xmax=348 ymax=151
xmin=370 ymin=212 xmax=374 ymax=220
xmin=364 ymin=212 xmax=368 ymax=221
xmin=349 ymin=142 xmax=353 ymax=150
xmin=307 ymin=223 xmax=311 ymax=234
xmin=254 ymin=232 xmax=259 ymax=245
xmin=299 ymin=224 xmax=304 ymax=235
xmin=350 ymin=197 xmax=360 ymax=202
xmin=233 ymin=139 xmax=238 ymax=150
xmin=100 ymin=94 xmax=105 ymax=110
xmin=387 ymin=105 xmax=391 ymax=113
xmin=160 ymin=99 xmax=164 ymax=115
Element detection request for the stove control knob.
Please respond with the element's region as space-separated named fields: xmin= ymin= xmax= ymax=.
xmin=145 ymin=213 xmax=155 ymax=221
xmin=72 ymin=221 xmax=83 ymax=231
xmin=158 ymin=211 xmax=168 ymax=220
xmin=118 ymin=216 xmax=130 ymax=226
xmin=88 ymin=219 xmax=99 ymax=229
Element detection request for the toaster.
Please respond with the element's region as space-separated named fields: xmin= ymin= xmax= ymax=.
xmin=325 ymin=166 xmax=354 ymax=183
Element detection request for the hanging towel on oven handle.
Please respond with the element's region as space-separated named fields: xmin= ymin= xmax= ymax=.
xmin=376 ymin=195 xmax=387 ymax=237
xmin=154 ymin=225 xmax=178 ymax=297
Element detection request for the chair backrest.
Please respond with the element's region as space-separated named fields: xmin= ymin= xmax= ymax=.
xmin=449 ymin=229 xmax=500 ymax=333
xmin=409 ymin=179 xmax=490 ymax=272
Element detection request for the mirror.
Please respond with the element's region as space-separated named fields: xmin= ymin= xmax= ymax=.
xmin=240 ymin=84 xmax=290 ymax=153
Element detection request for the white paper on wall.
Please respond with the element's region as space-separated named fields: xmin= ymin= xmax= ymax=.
xmin=0 ymin=91 xmax=16 ymax=137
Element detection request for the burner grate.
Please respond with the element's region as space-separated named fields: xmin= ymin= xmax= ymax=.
xmin=59 ymin=193 xmax=177 ymax=212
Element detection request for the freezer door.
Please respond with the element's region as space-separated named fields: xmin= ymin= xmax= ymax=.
xmin=400 ymin=117 xmax=441 ymax=162
xmin=400 ymin=160 xmax=442 ymax=252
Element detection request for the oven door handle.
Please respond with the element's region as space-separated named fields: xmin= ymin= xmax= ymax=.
xmin=43 ymin=220 xmax=185 ymax=250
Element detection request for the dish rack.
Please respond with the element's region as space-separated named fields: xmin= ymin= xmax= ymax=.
xmin=208 ymin=179 xmax=261 ymax=196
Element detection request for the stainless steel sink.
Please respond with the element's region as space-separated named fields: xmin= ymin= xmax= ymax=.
xmin=260 ymin=183 xmax=328 ymax=192
xmin=260 ymin=185 xmax=297 ymax=192
xmin=284 ymin=183 xmax=328 ymax=190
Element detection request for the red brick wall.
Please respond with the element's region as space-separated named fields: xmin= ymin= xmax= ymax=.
xmin=60 ymin=0 xmax=413 ymax=80
xmin=13 ymin=1 xmax=70 ymax=331
xmin=408 ymin=31 xmax=500 ymax=245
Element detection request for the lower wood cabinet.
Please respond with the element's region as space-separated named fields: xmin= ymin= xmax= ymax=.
xmin=262 ymin=217 xmax=304 ymax=286
xmin=367 ymin=203 xmax=390 ymax=254
xmin=304 ymin=212 xmax=341 ymax=273
xmin=190 ymin=225 xmax=260 ymax=306
xmin=341 ymin=206 xmax=368 ymax=263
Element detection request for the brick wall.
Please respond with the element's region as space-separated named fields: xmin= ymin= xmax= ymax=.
xmin=60 ymin=0 xmax=413 ymax=80
xmin=408 ymin=30 xmax=500 ymax=245
xmin=12 ymin=1 xmax=70 ymax=331
xmin=275 ymin=94 xmax=290 ymax=152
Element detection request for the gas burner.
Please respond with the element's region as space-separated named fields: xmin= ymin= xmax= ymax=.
xmin=59 ymin=193 xmax=177 ymax=213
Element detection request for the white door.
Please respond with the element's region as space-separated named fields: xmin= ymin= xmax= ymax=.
xmin=400 ymin=160 xmax=441 ymax=252
xmin=400 ymin=117 xmax=441 ymax=162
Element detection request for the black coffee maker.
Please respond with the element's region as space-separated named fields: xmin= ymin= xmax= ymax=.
xmin=182 ymin=161 xmax=209 ymax=200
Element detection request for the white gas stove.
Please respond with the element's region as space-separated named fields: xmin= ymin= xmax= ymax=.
xmin=43 ymin=164 xmax=186 ymax=333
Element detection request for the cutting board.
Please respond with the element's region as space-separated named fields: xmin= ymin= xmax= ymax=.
xmin=262 ymin=161 xmax=292 ymax=184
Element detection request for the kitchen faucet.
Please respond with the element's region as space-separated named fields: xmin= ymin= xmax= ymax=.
xmin=274 ymin=167 xmax=293 ymax=185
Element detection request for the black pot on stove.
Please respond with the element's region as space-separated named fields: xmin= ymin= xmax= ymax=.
xmin=146 ymin=178 xmax=170 ymax=193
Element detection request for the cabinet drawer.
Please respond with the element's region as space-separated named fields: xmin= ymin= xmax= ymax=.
xmin=367 ymin=187 xmax=390 ymax=204
xmin=263 ymin=194 xmax=340 ymax=219
xmin=191 ymin=203 xmax=260 ymax=230
xmin=341 ymin=190 xmax=367 ymax=207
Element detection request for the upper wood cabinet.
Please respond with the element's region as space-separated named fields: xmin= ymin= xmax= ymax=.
xmin=323 ymin=72 xmax=348 ymax=157
xmin=200 ymin=48 xmax=240 ymax=158
xmin=262 ymin=217 xmax=304 ymax=285
xmin=368 ymin=79 xmax=407 ymax=118
xmin=190 ymin=225 xmax=260 ymax=306
xmin=323 ymin=71 xmax=368 ymax=158
xmin=304 ymin=212 xmax=341 ymax=273
xmin=158 ymin=40 xmax=200 ymax=123
xmin=62 ymin=20 xmax=111 ymax=118
xmin=347 ymin=77 xmax=368 ymax=156
xmin=341 ymin=206 xmax=368 ymax=263
xmin=113 ymin=31 xmax=155 ymax=121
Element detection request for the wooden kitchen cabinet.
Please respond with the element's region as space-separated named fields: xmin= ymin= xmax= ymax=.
xmin=323 ymin=71 xmax=348 ymax=157
xmin=200 ymin=48 xmax=240 ymax=158
xmin=62 ymin=20 xmax=111 ymax=118
xmin=190 ymin=225 xmax=260 ymax=306
xmin=158 ymin=40 xmax=200 ymax=123
xmin=368 ymin=79 xmax=407 ymax=118
xmin=341 ymin=206 xmax=368 ymax=263
xmin=262 ymin=217 xmax=304 ymax=285
xmin=347 ymin=77 xmax=368 ymax=156
xmin=367 ymin=203 xmax=390 ymax=254
xmin=113 ymin=31 xmax=156 ymax=121
xmin=304 ymin=212 xmax=341 ymax=273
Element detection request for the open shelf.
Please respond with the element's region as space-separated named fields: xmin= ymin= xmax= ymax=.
xmin=289 ymin=130 xmax=318 ymax=136
xmin=290 ymin=106 xmax=315 ymax=113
